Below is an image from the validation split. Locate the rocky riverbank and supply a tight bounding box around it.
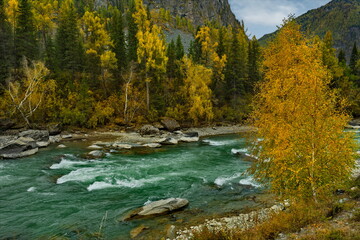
[0,118,254,159]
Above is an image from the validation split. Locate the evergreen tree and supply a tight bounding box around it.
[166,40,177,78]
[110,7,127,73]
[224,29,246,104]
[126,0,138,62]
[189,27,202,64]
[0,0,13,90]
[247,36,260,93]
[175,35,184,60]
[15,0,38,65]
[338,49,346,65]
[217,27,225,58]
[350,42,359,73]
[56,0,83,72]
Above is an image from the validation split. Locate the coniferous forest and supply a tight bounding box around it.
[0,0,359,129]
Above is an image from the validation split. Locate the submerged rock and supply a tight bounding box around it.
[130,225,149,239]
[88,150,105,158]
[123,198,189,221]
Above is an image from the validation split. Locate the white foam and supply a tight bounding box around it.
[87,181,116,191]
[231,148,247,154]
[214,173,242,186]
[143,200,152,205]
[116,177,165,188]
[239,176,261,188]
[27,187,36,192]
[50,159,87,169]
[202,139,236,146]
[57,168,105,184]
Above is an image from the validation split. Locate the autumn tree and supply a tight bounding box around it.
[134,0,167,112]
[249,20,356,202]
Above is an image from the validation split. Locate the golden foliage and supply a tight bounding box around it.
[249,20,356,201]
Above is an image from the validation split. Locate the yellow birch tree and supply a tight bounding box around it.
[249,19,356,202]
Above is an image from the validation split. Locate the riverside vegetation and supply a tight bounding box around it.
[0,0,360,239]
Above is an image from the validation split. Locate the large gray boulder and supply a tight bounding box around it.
[123,198,189,220]
[139,125,160,136]
[19,130,49,142]
[160,118,180,132]
[0,136,38,159]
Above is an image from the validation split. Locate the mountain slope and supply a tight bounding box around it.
[260,0,360,58]
[143,0,240,27]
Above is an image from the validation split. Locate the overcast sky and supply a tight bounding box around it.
[228,0,331,38]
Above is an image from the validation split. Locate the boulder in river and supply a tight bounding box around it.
[123,198,189,221]
[0,136,38,159]
[143,143,161,148]
[88,144,102,150]
[87,150,105,158]
[179,132,199,143]
[139,125,160,136]
[160,118,180,132]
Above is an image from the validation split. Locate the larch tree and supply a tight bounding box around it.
[134,0,167,112]
[249,19,356,202]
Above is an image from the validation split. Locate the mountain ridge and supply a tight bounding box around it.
[259,0,360,58]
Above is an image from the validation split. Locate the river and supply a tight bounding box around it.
[0,134,263,239]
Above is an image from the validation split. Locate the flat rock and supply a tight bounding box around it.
[161,138,178,145]
[123,198,189,221]
[36,141,50,148]
[61,134,73,139]
[112,143,132,149]
[179,136,199,143]
[139,198,188,216]
[143,143,161,148]
[88,144,102,150]
[1,148,39,159]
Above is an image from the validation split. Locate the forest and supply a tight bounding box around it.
[0,0,359,129]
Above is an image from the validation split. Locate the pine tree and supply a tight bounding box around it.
[224,29,246,104]
[175,35,184,60]
[217,27,225,58]
[247,36,261,93]
[0,0,13,90]
[338,50,346,66]
[56,0,83,72]
[15,0,38,65]
[350,42,359,73]
[126,0,138,62]
[249,20,356,202]
[110,7,127,74]
[166,40,177,78]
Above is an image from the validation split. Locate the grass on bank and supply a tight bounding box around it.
[191,179,360,240]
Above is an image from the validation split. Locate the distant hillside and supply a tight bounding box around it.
[260,0,360,58]
[142,0,240,27]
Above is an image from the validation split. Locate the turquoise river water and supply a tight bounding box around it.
[0,134,264,239]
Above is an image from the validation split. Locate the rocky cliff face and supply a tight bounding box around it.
[143,0,240,27]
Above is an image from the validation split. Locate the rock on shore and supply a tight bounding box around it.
[123,198,189,221]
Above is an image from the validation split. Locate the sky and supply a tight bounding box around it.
[228,0,331,38]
